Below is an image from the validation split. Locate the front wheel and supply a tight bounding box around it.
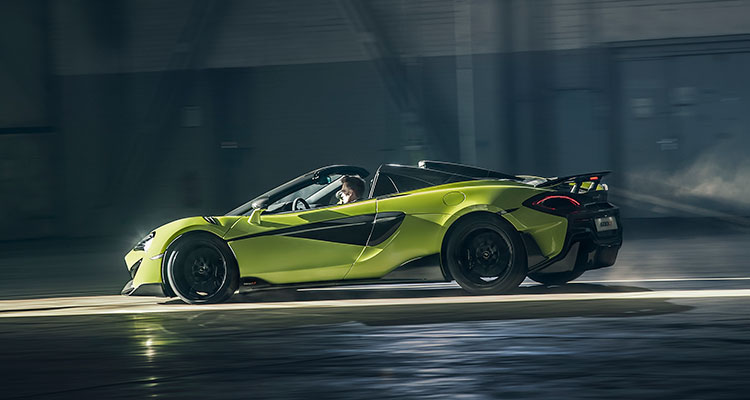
[165,234,239,304]
[443,214,527,295]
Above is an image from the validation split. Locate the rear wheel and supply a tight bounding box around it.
[443,214,527,295]
[165,234,239,304]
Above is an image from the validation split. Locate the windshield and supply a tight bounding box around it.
[225,165,369,216]
[265,174,341,213]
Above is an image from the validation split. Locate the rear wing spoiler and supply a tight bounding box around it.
[417,160,610,196]
[537,171,611,195]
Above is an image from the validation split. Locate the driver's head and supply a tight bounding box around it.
[340,175,365,203]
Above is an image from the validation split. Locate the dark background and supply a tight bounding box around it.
[2,0,750,243]
[2,3,750,398]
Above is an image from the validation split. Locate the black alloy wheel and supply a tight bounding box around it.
[458,230,513,284]
[166,234,239,304]
[444,214,527,295]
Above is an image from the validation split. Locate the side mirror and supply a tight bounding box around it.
[314,175,332,185]
[251,197,269,209]
[248,208,263,225]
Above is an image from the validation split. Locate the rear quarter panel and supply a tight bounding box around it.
[346,181,565,279]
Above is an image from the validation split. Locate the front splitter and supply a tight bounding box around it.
[121,280,167,297]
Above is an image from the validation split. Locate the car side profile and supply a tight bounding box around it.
[122,160,622,304]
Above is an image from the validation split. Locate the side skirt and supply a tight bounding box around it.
[380,254,445,281]
[239,254,449,293]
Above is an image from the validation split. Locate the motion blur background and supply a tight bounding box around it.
[2,0,750,242]
[3,4,750,398]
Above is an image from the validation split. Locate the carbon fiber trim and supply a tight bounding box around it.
[226,211,407,247]
[227,214,377,246]
[367,212,406,246]
[202,216,220,225]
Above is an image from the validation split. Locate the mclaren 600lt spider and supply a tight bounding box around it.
[122,161,622,304]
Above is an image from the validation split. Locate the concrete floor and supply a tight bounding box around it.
[1,219,750,399]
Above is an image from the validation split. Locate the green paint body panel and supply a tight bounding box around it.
[226,199,377,283]
[124,180,569,292]
[125,216,240,288]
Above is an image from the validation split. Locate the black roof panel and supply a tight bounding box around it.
[417,160,520,181]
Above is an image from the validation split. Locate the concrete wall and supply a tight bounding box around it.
[613,37,750,217]
[49,0,750,73]
[0,0,57,240]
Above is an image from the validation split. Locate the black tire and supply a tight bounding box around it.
[165,233,239,304]
[443,214,527,295]
[528,269,584,286]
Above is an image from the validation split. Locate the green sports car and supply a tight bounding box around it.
[122,161,622,304]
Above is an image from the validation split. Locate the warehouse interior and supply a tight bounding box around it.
[3,0,750,241]
[2,3,750,398]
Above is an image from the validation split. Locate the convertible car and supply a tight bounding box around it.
[122,161,622,304]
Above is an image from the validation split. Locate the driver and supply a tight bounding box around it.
[338,175,366,204]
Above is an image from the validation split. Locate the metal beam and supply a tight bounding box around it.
[503,0,518,172]
[337,0,449,161]
[105,0,228,206]
[454,0,477,165]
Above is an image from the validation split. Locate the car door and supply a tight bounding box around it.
[225,198,377,284]
[343,167,454,281]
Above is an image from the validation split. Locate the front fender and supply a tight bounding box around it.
[125,216,241,289]
[150,216,239,255]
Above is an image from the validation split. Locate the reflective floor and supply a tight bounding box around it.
[2,219,750,399]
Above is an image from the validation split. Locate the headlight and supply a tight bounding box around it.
[134,231,156,251]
